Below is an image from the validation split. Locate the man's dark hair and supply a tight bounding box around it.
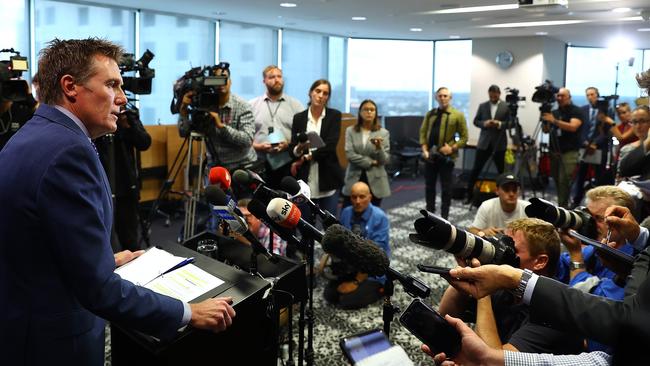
[585,86,600,97]
[488,84,500,93]
[37,38,124,105]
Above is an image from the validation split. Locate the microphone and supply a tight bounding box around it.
[232,169,287,205]
[205,185,277,262]
[321,224,389,277]
[280,176,339,227]
[266,197,324,241]
[208,166,232,191]
[247,198,302,248]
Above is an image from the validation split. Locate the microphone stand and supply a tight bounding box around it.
[383,268,431,337]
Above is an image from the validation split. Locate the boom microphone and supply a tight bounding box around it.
[266,197,323,241]
[321,224,390,277]
[280,176,339,227]
[205,185,276,262]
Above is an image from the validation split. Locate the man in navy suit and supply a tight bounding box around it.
[0,38,235,366]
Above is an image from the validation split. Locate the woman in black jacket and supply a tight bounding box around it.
[290,79,343,220]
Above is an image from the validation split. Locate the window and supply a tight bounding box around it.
[282,30,328,107]
[566,46,645,109]
[219,22,277,102]
[434,40,472,117]
[138,12,215,125]
[35,1,134,55]
[0,0,30,80]
[348,38,434,116]
[327,36,347,112]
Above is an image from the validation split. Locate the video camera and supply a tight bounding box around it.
[119,49,155,95]
[532,79,559,114]
[171,62,229,134]
[0,48,29,102]
[595,95,617,115]
[525,197,597,239]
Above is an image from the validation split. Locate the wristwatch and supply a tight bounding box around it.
[513,269,533,300]
[570,261,585,270]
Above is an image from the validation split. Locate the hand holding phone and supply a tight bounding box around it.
[399,299,461,357]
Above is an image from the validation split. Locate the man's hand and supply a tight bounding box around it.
[275,140,289,152]
[559,229,583,255]
[296,141,310,155]
[190,297,236,333]
[604,205,640,248]
[542,113,555,124]
[481,227,502,237]
[447,265,522,299]
[114,250,145,267]
[422,150,430,160]
[439,143,453,156]
[179,91,194,118]
[209,111,225,129]
[421,314,504,366]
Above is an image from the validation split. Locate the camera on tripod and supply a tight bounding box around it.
[171,62,229,135]
[0,48,29,102]
[532,79,559,114]
[119,49,155,95]
[505,87,525,108]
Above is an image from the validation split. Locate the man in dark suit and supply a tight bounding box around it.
[0,38,234,366]
[466,85,511,203]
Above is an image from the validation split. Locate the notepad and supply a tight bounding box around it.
[115,247,192,286]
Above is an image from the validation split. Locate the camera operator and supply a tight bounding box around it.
[178,63,257,175]
[572,87,615,207]
[94,107,151,251]
[541,88,583,208]
[438,218,583,355]
[0,73,38,151]
[466,85,511,204]
[419,87,468,219]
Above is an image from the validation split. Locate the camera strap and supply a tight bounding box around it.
[265,99,282,124]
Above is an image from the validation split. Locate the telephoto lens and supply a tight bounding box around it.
[525,198,597,239]
[409,210,519,267]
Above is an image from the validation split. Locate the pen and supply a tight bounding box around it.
[605,228,612,245]
[162,257,195,276]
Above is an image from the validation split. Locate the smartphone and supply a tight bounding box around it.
[399,298,461,357]
[340,328,392,364]
[417,264,452,276]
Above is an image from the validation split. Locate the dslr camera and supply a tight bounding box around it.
[532,79,559,114]
[119,49,155,95]
[525,197,597,239]
[410,210,520,267]
[0,48,29,102]
[171,62,229,135]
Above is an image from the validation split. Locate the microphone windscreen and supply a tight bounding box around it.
[322,224,389,277]
[232,169,251,186]
[280,176,301,195]
[205,185,228,206]
[297,132,308,143]
[209,166,231,189]
[266,198,301,229]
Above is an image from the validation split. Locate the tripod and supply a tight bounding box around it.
[510,111,542,200]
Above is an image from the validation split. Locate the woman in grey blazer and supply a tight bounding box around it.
[342,99,391,206]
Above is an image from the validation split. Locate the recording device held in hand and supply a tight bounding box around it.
[0,48,29,102]
[532,79,560,114]
[427,145,453,165]
[119,49,155,95]
[409,210,520,267]
[525,197,597,239]
[171,62,230,135]
[595,95,617,114]
[399,298,461,358]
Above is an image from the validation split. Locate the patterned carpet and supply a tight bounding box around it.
[305,196,475,366]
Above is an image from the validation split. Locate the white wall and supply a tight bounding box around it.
[467,36,566,146]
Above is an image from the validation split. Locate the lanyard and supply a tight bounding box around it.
[265,99,283,124]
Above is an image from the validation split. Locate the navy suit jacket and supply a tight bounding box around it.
[0,105,183,365]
